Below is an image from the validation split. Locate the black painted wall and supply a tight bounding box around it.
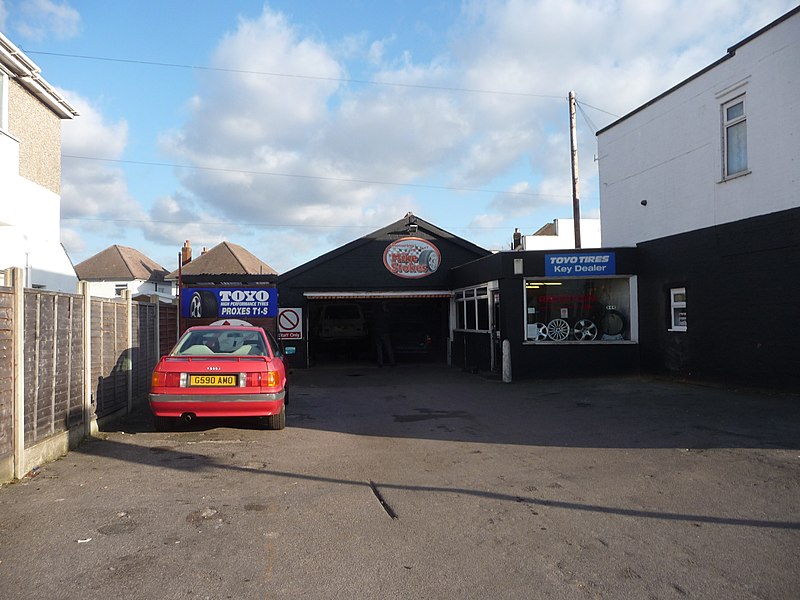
[637,207,800,390]
[452,248,640,379]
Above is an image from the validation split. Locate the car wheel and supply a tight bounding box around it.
[189,290,218,318]
[153,415,175,432]
[264,406,286,430]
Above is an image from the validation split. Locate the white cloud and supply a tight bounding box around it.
[59,91,132,219]
[12,0,79,40]
[53,0,797,270]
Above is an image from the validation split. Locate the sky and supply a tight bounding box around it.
[1,0,796,274]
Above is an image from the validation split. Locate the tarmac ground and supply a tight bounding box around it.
[1,364,798,599]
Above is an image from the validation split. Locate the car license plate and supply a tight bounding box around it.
[190,374,237,387]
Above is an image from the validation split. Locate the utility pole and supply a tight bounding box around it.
[568,90,582,249]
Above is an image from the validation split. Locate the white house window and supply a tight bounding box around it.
[669,287,687,332]
[115,284,127,297]
[722,96,747,178]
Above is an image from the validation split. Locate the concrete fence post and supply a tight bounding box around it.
[502,339,512,383]
[11,267,25,479]
[151,294,160,361]
[81,281,94,437]
[125,290,133,415]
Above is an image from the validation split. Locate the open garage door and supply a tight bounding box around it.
[305,292,450,367]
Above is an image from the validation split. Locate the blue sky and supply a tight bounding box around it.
[1,0,796,273]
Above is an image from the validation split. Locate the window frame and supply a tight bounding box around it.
[722,95,748,179]
[453,286,490,333]
[669,287,687,332]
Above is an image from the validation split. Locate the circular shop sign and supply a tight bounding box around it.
[383,237,441,279]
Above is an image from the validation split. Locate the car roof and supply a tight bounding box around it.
[184,325,261,332]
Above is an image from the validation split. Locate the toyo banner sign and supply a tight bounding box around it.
[544,252,616,277]
[182,287,278,319]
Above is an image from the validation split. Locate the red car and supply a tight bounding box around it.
[149,325,289,431]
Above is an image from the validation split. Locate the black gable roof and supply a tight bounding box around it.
[279,213,490,288]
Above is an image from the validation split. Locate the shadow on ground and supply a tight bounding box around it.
[105,365,800,451]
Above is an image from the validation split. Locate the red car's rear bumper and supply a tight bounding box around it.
[149,391,284,418]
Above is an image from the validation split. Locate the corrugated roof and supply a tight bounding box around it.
[167,241,277,279]
[74,245,169,282]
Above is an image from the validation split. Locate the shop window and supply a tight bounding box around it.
[455,286,490,332]
[722,96,747,178]
[524,278,631,342]
[669,287,687,332]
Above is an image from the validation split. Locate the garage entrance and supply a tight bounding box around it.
[276,214,492,369]
[307,294,450,366]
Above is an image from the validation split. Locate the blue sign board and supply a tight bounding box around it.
[544,252,616,277]
[182,287,278,319]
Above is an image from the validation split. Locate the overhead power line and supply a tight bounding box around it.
[59,216,531,231]
[26,50,564,99]
[61,154,594,200]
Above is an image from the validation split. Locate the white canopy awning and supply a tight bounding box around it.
[303,290,451,300]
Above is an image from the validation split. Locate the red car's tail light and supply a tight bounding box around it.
[261,371,281,387]
[152,371,183,388]
[244,371,279,387]
[265,371,279,387]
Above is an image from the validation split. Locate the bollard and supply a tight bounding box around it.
[502,339,512,383]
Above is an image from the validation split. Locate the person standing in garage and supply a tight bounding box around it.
[371,302,395,367]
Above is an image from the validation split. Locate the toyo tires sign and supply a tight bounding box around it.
[383,237,441,279]
[182,287,278,318]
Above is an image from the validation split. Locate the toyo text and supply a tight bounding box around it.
[548,255,611,275]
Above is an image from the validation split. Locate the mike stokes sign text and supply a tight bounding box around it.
[383,237,441,279]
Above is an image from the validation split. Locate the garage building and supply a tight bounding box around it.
[277,214,490,367]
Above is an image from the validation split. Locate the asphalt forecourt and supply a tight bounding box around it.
[1,365,798,599]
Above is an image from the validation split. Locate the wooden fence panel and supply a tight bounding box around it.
[0,288,13,461]
[132,302,157,400]
[22,291,84,447]
[91,298,129,418]
[159,303,178,357]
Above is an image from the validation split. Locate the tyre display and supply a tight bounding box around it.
[573,319,598,341]
[529,322,548,341]
[599,309,626,337]
[546,318,571,341]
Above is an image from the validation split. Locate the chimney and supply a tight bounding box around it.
[181,240,192,265]
[512,228,522,251]
[201,247,208,255]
